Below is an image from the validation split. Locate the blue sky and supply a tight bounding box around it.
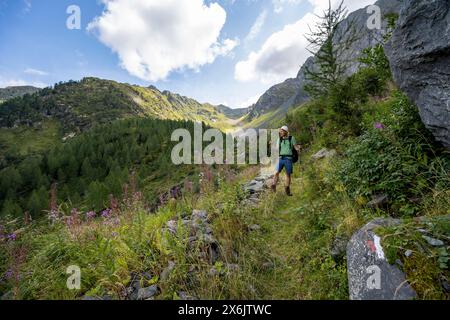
[0,0,374,108]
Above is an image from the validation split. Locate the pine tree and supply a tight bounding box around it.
[1,198,22,218]
[27,187,48,217]
[304,0,358,98]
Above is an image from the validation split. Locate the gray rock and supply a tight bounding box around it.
[160,261,176,281]
[192,210,208,222]
[244,180,265,194]
[312,148,337,160]
[166,220,178,234]
[367,194,389,209]
[248,224,261,232]
[209,244,220,264]
[422,235,445,247]
[209,267,220,276]
[330,236,349,262]
[404,250,413,258]
[254,173,275,182]
[137,285,158,300]
[199,233,217,245]
[440,276,450,293]
[385,0,450,149]
[178,291,198,300]
[262,261,275,271]
[347,218,417,300]
[226,264,240,273]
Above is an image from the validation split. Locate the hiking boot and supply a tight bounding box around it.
[271,184,277,193]
[285,186,293,196]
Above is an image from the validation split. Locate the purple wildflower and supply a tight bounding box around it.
[111,232,118,238]
[48,209,59,223]
[4,269,13,279]
[7,233,17,241]
[101,209,112,218]
[86,211,96,220]
[374,122,385,130]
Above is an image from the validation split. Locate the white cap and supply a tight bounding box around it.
[281,125,289,132]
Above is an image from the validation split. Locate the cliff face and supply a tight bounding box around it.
[385,0,450,149]
[247,0,404,125]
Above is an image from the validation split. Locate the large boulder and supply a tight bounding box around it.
[347,218,417,300]
[385,0,450,149]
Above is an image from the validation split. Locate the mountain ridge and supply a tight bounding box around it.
[0,77,238,136]
[0,86,41,102]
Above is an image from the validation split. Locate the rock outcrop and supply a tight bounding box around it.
[385,0,450,149]
[347,218,417,300]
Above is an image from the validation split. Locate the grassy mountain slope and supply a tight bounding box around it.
[0,78,236,132]
[1,79,448,300]
[0,77,241,174]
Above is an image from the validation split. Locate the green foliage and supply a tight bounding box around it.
[304,0,358,98]
[0,118,199,218]
[289,45,393,147]
[337,92,450,216]
[377,216,449,300]
[359,44,392,81]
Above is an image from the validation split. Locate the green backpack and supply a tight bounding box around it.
[279,136,299,163]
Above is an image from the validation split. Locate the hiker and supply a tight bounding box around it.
[271,126,300,196]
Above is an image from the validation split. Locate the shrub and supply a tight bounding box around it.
[337,91,450,216]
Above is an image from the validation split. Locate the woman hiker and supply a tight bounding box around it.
[271,126,300,196]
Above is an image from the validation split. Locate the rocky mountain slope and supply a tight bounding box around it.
[245,0,403,126]
[0,86,40,102]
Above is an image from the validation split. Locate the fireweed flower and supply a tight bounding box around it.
[48,209,59,223]
[7,233,17,241]
[101,209,112,218]
[86,211,96,220]
[374,122,385,130]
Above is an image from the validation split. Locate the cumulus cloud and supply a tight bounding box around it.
[236,0,375,86]
[88,0,238,82]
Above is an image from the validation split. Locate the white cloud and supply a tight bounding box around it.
[272,0,303,14]
[236,0,375,86]
[245,9,268,43]
[88,0,238,82]
[24,68,49,76]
